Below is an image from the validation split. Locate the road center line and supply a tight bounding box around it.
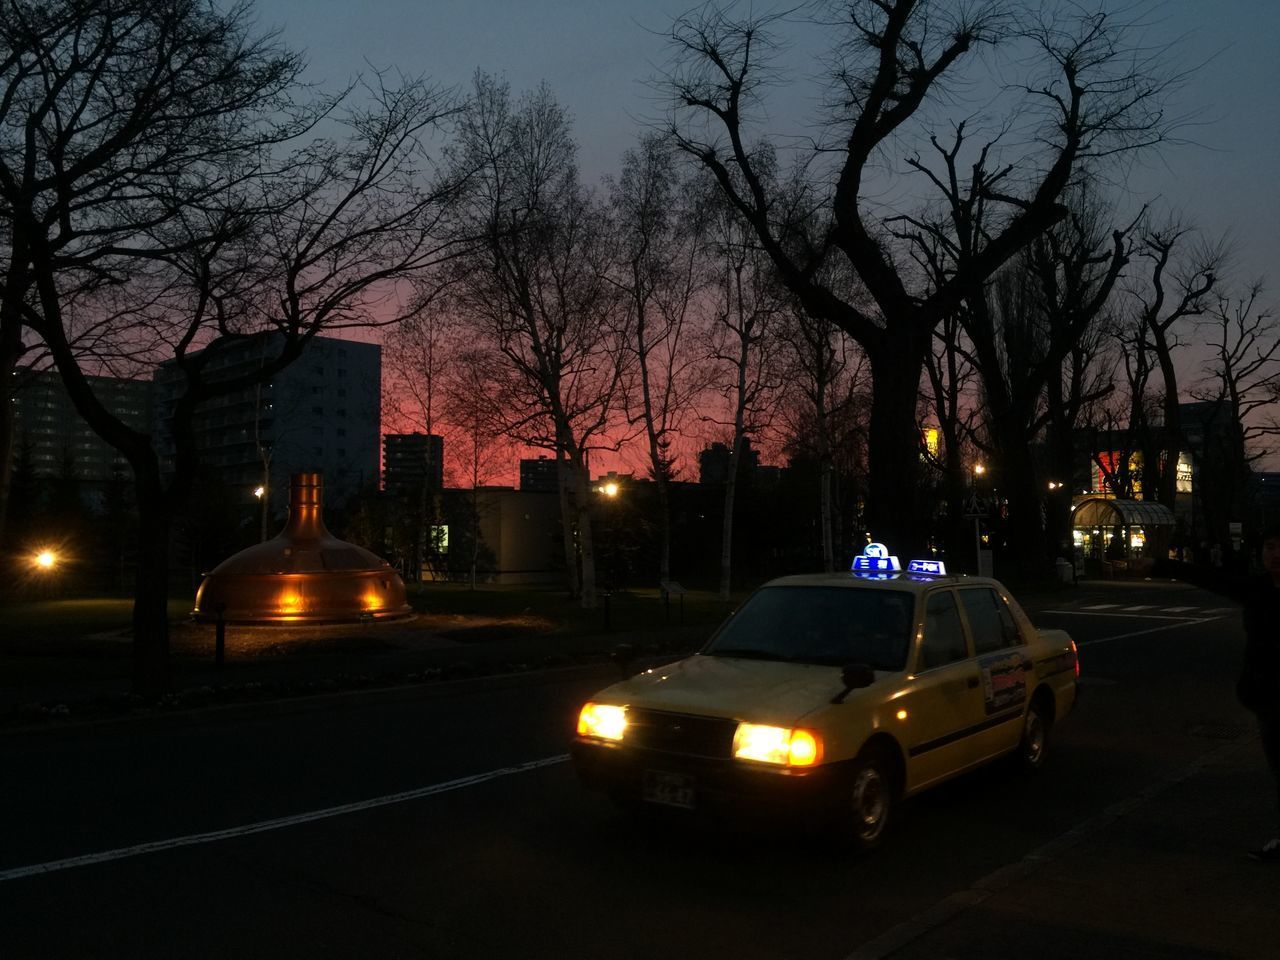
[0,754,570,884]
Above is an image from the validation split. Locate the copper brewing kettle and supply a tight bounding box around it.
[194,472,411,624]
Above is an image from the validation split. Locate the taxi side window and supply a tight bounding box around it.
[960,588,1023,655]
[919,591,969,671]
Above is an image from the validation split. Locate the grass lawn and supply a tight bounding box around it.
[0,597,194,643]
[405,581,741,636]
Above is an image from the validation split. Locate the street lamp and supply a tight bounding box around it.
[253,484,268,542]
[971,464,987,576]
[597,479,623,628]
[32,549,58,571]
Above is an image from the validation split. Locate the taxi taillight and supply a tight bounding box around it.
[1070,639,1080,678]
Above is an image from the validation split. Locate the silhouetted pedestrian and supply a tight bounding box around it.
[1152,525,1280,860]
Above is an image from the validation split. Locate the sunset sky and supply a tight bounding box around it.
[254,0,1280,481]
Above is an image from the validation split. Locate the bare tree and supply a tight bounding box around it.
[663,0,1188,554]
[442,346,508,589]
[921,305,981,568]
[383,307,459,579]
[1130,219,1221,509]
[777,292,868,572]
[449,74,629,607]
[1189,287,1280,544]
[702,184,785,599]
[607,133,712,584]
[0,0,303,544]
[0,0,468,693]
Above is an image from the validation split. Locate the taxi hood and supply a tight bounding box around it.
[600,653,862,727]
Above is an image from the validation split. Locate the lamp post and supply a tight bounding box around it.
[254,484,268,542]
[971,464,986,576]
[599,480,620,630]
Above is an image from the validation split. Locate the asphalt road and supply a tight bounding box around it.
[0,580,1260,959]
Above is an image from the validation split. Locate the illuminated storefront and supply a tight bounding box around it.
[1070,496,1176,560]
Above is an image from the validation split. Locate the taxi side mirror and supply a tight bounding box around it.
[831,663,876,704]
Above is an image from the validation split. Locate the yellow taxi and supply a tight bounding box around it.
[571,545,1078,848]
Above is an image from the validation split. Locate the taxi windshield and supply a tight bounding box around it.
[705,585,914,671]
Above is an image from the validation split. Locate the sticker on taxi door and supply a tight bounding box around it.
[978,652,1027,714]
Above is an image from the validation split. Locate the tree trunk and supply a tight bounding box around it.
[1156,354,1182,510]
[555,450,580,598]
[574,458,597,608]
[817,394,834,573]
[999,437,1049,579]
[132,493,172,697]
[656,474,672,584]
[864,346,928,556]
[819,458,834,572]
[718,434,742,600]
[0,314,24,545]
[470,487,479,590]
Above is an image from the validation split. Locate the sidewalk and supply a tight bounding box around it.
[851,734,1280,960]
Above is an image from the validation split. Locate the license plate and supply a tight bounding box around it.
[642,770,696,809]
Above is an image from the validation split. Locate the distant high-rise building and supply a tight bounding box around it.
[9,367,150,485]
[384,433,444,496]
[152,333,380,511]
[520,455,559,493]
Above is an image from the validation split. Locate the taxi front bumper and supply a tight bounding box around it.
[571,738,844,816]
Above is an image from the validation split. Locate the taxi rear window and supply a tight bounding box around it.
[705,586,914,671]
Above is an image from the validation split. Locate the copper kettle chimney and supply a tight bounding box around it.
[194,472,411,624]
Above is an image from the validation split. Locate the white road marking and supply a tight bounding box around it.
[1078,616,1227,646]
[0,754,570,884]
[1040,609,1211,621]
[1161,606,1197,613]
[1082,604,1118,609]
[1120,605,1155,611]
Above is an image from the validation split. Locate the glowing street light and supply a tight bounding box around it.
[32,549,58,571]
[253,485,265,499]
[602,481,619,498]
[973,464,986,477]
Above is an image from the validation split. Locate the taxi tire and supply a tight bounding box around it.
[1017,692,1052,773]
[842,749,896,851]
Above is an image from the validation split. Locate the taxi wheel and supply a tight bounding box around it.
[845,755,893,850]
[1018,696,1051,772]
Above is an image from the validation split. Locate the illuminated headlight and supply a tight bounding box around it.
[577,702,628,741]
[733,723,822,767]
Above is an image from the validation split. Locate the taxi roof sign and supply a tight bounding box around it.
[851,542,900,574]
[907,559,947,576]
